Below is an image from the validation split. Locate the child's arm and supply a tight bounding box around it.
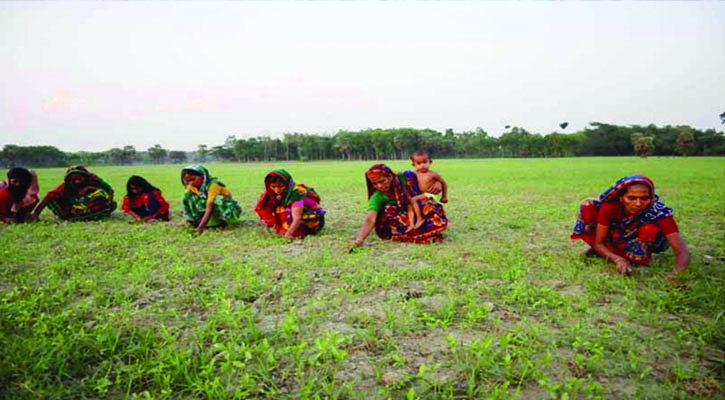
[433,172,448,203]
[285,205,304,239]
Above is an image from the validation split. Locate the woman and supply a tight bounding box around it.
[0,167,39,223]
[353,164,448,247]
[571,175,689,278]
[255,169,325,239]
[181,165,241,233]
[121,175,171,222]
[30,165,116,222]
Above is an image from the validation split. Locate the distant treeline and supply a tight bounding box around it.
[2,122,723,167]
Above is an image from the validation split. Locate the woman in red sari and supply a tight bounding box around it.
[352,164,448,247]
[571,175,689,279]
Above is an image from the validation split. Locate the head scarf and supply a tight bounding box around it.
[255,169,320,227]
[62,165,111,195]
[264,169,312,205]
[599,175,655,203]
[365,164,410,209]
[181,165,223,193]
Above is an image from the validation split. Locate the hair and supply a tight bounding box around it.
[621,182,652,197]
[126,175,157,197]
[265,174,286,185]
[410,150,431,162]
[7,167,32,183]
[6,167,32,202]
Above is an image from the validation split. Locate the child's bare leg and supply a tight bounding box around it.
[406,207,416,232]
[412,201,424,229]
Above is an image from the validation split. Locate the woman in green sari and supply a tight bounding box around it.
[181,165,241,234]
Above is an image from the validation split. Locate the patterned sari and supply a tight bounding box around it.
[44,166,116,221]
[255,169,325,237]
[181,165,241,227]
[366,164,448,243]
[571,175,673,264]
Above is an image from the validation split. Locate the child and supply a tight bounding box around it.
[410,150,448,204]
[181,165,241,234]
[121,176,170,222]
[255,169,326,239]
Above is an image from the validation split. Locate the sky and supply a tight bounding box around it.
[1,2,723,152]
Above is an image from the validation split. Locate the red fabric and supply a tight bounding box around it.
[0,187,38,221]
[121,190,169,215]
[255,192,276,227]
[0,188,13,217]
[657,217,679,236]
[597,202,678,235]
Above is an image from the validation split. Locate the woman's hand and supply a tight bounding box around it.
[615,258,632,275]
[352,210,378,250]
[666,232,690,274]
[195,202,215,235]
[349,238,364,253]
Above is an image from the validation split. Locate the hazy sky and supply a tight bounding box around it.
[1,2,723,152]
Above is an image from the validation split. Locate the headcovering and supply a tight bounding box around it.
[599,175,655,203]
[364,164,410,209]
[181,165,223,193]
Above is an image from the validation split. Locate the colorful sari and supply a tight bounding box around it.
[181,165,241,227]
[571,175,674,264]
[44,166,116,221]
[254,169,325,237]
[365,164,448,243]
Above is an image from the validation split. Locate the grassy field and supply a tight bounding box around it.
[1,157,723,399]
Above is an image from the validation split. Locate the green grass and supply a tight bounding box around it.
[1,157,723,399]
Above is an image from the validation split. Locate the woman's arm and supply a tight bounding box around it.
[285,205,304,238]
[196,202,215,234]
[127,210,143,222]
[28,195,50,222]
[353,210,378,247]
[593,224,632,275]
[665,232,689,278]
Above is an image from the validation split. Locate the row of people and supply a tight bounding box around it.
[0,154,689,277]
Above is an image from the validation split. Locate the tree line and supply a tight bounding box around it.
[1,122,723,167]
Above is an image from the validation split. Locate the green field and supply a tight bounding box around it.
[1,158,723,399]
